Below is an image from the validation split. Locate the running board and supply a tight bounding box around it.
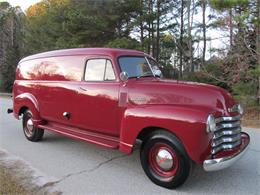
[38,123,119,149]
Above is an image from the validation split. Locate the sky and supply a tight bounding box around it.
[5,0,40,11]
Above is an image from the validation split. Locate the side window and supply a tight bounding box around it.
[85,59,115,81]
[85,59,106,81]
[19,56,85,81]
[104,60,116,81]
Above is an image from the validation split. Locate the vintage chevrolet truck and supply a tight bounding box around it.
[9,48,250,188]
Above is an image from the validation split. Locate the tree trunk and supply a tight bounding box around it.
[187,0,191,72]
[151,0,155,58]
[257,0,260,105]
[10,16,14,47]
[202,0,206,66]
[148,0,152,55]
[152,17,155,58]
[156,0,161,61]
[140,0,144,49]
[187,0,193,72]
[229,8,233,48]
[179,0,184,78]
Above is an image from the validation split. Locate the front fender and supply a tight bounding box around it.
[119,105,213,164]
[13,93,42,124]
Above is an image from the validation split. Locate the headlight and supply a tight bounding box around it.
[228,103,244,115]
[237,104,244,115]
[206,114,216,133]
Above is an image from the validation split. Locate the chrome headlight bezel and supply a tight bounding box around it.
[206,114,216,133]
[237,104,244,115]
[228,103,244,115]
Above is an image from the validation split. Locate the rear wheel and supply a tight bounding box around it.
[22,110,44,142]
[140,130,191,189]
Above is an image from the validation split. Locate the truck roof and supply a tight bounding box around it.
[20,48,147,63]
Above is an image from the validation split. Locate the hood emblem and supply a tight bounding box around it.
[132,96,147,104]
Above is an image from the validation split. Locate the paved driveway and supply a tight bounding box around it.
[0,97,259,194]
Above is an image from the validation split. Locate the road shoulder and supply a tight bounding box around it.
[0,148,61,195]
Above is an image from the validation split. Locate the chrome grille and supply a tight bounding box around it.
[211,115,241,155]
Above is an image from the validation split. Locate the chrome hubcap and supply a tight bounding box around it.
[155,149,173,171]
[27,119,34,131]
[24,118,34,137]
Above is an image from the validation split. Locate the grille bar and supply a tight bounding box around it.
[212,134,241,147]
[215,115,241,123]
[211,115,241,155]
[215,121,240,131]
[212,141,241,154]
[213,127,241,139]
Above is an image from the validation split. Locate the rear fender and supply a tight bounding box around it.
[13,93,43,125]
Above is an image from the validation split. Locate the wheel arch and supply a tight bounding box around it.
[137,126,180,143]
[19,106,29,115]
[13,93,43,125]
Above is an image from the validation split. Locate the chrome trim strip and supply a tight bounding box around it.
[215,115,241,123]
[215,121,240,131]
[213,128,241,139]
[211,141,241,154]
[120,141,133,147]
[204,133,249,171]
[211,134,241,147]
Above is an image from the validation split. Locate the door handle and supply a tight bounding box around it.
[78,87,88,92]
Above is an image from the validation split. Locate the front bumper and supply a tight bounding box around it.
[203,132,250,172]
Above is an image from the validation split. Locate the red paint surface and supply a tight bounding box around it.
[13,48,243,164]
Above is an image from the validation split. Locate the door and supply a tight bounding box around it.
[37,56,85,127]
[77,58,120,136]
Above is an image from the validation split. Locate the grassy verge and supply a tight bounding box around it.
[242,106,260,128]
[0,93,12,99]
[0,165,30,195]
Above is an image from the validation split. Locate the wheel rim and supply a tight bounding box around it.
[24,117,34,137]
[148,143,179,177]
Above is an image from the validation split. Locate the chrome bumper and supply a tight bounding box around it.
[203,132,250,172]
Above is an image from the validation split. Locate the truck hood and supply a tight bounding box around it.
[127,78,236,114]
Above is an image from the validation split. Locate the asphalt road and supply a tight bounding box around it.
[0,97,259,194]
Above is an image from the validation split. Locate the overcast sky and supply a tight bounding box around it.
[5,0,40,11]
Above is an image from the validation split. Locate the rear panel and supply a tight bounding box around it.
[14,55,86,126]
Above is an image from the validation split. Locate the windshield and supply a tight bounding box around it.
[118,56,154,78]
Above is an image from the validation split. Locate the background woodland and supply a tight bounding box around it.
[0,0,260,107]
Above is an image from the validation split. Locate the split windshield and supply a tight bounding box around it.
[118,56,155,78]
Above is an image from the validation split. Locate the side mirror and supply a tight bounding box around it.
[152,66,162,78]
[120,72,129,82]
[154,70,162,78]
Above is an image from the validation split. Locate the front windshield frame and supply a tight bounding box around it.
[146,57,162,78]
[118,55,155,79]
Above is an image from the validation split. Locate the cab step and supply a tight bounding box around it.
[38,122,119,149]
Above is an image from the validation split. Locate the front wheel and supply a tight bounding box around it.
[140,130,191,189]
[22,110,44,142]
